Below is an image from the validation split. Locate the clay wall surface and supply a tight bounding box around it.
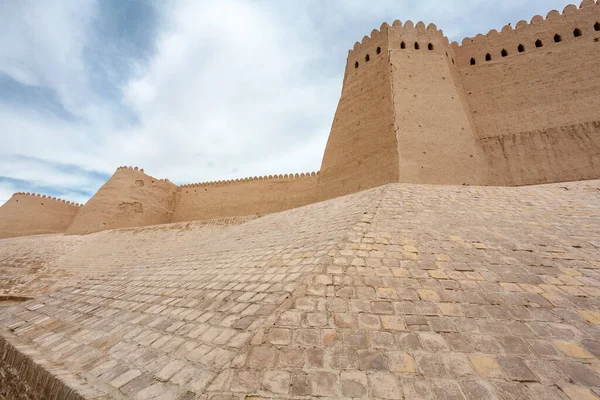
[0,193,81,239]
[66,167,178,235]
[387,21,485,185]
[453,1,600,184]
[316,25,400,201]
[173,173,318,222]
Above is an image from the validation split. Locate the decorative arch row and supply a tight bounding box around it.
[469,23,598,65]
[354,41,436,69]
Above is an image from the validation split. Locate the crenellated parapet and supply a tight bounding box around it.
[0,191,82,239]
[115,166,174,185]
[179,171,319,188]
[173,171,320,222]
[345,1,600,73]
[11,192,82,207]
[452,1,600,68]
[346,20,454,75]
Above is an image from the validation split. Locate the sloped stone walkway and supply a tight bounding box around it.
[1,181,600,399]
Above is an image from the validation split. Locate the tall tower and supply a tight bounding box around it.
[316,21,485,201]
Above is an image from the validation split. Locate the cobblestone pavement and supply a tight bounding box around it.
[1,181,600,399]
[0,216,258,296]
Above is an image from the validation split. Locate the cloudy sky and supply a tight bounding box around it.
[0,0,575,205]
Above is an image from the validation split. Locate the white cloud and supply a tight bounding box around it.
[0,0,97,111]
[0,181,17,205]
[111,0,338,182]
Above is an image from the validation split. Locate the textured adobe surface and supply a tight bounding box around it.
[454,2,600,185]
[388,24,484,185]
[66,167,178,235]
[174,174,318,222]
[316,30,399,201]
[1,180,600,399]
[0,194,81,239]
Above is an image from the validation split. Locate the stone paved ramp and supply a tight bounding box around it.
[1,182,600,399]
[0,216,259,297]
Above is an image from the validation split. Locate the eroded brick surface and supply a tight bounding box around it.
[1,181,600,399]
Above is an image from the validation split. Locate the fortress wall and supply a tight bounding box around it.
[65,167,178,235]
[172,173,318,222]
[316,25,399,201]
[387,21,485,185]
[0,193,81,239]
[480,122,600,185]
[453,1,600,184]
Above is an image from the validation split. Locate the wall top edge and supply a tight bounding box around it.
[455,1,598,47]
[348,1,598,53]
[348,20,444,54]
[11,192,83,207]
[179,171,320,188]
[115,166,176,186]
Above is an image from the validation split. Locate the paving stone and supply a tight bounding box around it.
[499,336,532,356]
[261,370,290,394]
[328,347,358,369]
[187,370,217,394]
[554,341,595,359]
[524,360,569,384]
[492,381,533,400]
[245,346,277,369]
[341,371,368,398]
[290,372,311,396]
[306,312,328,327]
[369,331,395,348]
[430,379,466,400]
[418,289,441,302]
[468,354,506,379]
[230,370,260,392]
[380,315,406,331]
[387,351,415,373]
[372,301,395,315]
[419,332,449,352]
[415,353,446,377]
[110,369,142,389]
[557,361,600,386]
[444,353,475,378]
[368,372,402,400]
[357,349,388,371]
[559,384,599,400]
[525,383,569,400]
[306,348,325,368]
[295,328,320,347]
[155,360,187,382]
[358,313,381,329]
[309,371,339,397]
[267,328,292,345]
[497,357,538,382]
[459,379,499,400]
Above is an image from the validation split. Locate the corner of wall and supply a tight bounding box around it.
[0,192,82,239]
[316,24,399,201]
[65,166,178,235]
